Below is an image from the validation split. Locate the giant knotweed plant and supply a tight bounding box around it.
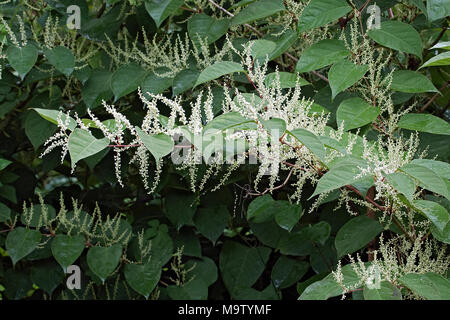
[0,0,449,301]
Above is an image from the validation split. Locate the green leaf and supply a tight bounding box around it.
[219,241,271,297]
[195,62,244,87]
[329,60,368,99]
[410,159,450,179]
[165,193,197,230]
[6,44,38,79]
[68,128,110,168]
[258,29,298,62]
[124,260,161,298]
[288,128,326,161]
[336,97,380,131]
[250,39,277,59]
[135,128,174,162]
[247,194,275,223]
[44,46,75,77]
[86,244,122,282]
[32,108,77,131]
[231,0,285,26]
[413,200,449,233]
[398,272,450,300]
[390,70,439,93]
[397,114,450,135]
[429,41,450,50]
[304,221,332,245]
[82,70,113,109]
[427,0,450,21]
[51,235,85,272]
[203,111,256,132]
[5,227,41,265]
[335,216,383,258]
[0,158,12,171]
[185,257,218,287]
[298,0,351,33]
[30,262,65,295]
[274,201,302,232]
[271,256,309,289]
[172,69,200,96]
[419,51,450,69]
[25,111,57,149]
[188,13,229,48]
[233,284,280,299]
[296,39,349,73]
[167,279,208,300]
[141,68,173,96]
[367,21,422,59]
[110,63,146,101]
[385,172,416,201]
[264,72,310,88]
[259,117,286,141]
[144,0,184,27]
[299,263,367,300]
[0,202,11,223]
[363,281,402,300]
[400,163,449,200]
[193,205,229,244]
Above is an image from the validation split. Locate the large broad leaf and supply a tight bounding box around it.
[259,117,286,140]
[219,241,271,297]
[271,256,309,289]
[166,279,208,300]
[259,29,298,62]
[165,193,197,230]
[195,62,244,87]
[335,216,383,258]
[193,205,229,244]
[32,108,77,130]
[367,21,422,59]
[51,235,85,272]
[397,114,450,135]
[298,0,351,33]
[5,227,41,265]
[124,260,161,298]
[398,272,450,300]
[135,128,174,162]
[230,0,285,26]
[390,70,439,93]
[6,44,38,79]
[264,72,310,88]
[0,158,12,171]
[410,159,450,179]
[427,0,450,21]
[82,70,113,109]
[336,97,380,131]
[185,257,218,287]
[363,281,402,300]
[296,39,349,73]
[172,69,200,96]
[110,63,146,101]
[247,194,275,223]
[86,244,122,282]
[419,51,450,69]
[144,0,184,27]
[141,68,173,96]
[44,46,75,77]
[299,263,367,300]
[413,200,449,233]
[310,158,368,198]
[329,60,368,99]
[25,111,57,149]
[399,163,449,200]
[288,128,326,161]
[250,39,277,60]
[68,129,110,168]
[385,172,416,201]
[187,13,230,47]
[30,262,65,295]
[203,111,256,132]
[0,202,11,223]
[274,201,302,232]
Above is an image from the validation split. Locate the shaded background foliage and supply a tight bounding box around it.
[0,0,449,300]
